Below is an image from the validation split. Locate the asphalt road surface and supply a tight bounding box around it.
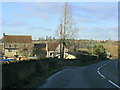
[37,60,119,88]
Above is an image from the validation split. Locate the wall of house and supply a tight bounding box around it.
[47,51,54,57]
[46,44,69,58]
[56,44,68,53]
[64,53,77,59]
[4,43,33,58]
[47,51,59,58]
[4,43,33,49]
[4,49,18,57]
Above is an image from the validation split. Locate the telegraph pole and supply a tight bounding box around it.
[91,39,93,55]
[60,24,63,59]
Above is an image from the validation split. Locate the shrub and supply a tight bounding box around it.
[93,45,107,60]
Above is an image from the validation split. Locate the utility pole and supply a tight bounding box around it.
[62,3,67,59]
[3,33,5,59]
[60,24,63,59]
[91,39,93,55]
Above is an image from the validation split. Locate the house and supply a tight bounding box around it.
[33,41,76,59]
[63,52,77,59]
[3,34,33,59]
[0,39,3,60]
[46,42,59,57]
[33,43,47,58]
[46,41,69,58]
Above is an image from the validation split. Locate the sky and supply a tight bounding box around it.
[0,2,118,40]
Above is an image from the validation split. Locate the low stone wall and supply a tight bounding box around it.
[2,59,58,88]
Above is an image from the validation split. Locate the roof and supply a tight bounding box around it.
[34,43,46,51]
[4,35,32,43]
[47,42,59,51]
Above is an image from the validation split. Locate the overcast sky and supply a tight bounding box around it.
[1,2,118,40]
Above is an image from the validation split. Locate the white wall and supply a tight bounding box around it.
[5,49,18,57]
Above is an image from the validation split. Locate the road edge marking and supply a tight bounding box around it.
[97,61,120,89]
[108,80,120,89]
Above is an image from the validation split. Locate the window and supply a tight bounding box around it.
[16,52,18,55]
[8,49,12,52]
[23,48,28,51]
[50,53,52,56]
[9,44,12,47]
[14,44,17,47]
[24,44,27,47]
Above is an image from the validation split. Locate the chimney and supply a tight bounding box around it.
[3,33,5,36]
[3,33,5,43]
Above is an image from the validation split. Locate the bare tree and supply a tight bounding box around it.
[56,2,79,58]
[19,44,33,58]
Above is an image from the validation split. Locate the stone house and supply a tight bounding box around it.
[33,41,77,59]
[3,34,33,59]
[33,43,47,58]
[46,42,68,58]
[0,39,3,60]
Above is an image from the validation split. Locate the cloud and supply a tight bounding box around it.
[14,14,29,17]
[79,26,88,31]
[74,2,117,21]
[13,2,64,20]
[0,18,2,26]
[2,21,30,27]
[3,2,118,40]
[12,2,117,23]
[11,22,29,27]
[28,26,52,31]
[74,17,96,24]
[79,26,118,40]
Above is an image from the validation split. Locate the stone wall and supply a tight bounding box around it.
[2,59,52,88]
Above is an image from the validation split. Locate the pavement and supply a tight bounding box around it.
[37,60,119,88]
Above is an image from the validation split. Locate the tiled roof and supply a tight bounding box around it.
[34,43,46,51]
[4,35,32,43]
[47,42,59,51]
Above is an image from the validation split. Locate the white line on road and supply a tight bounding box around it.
[97,70,106,78]
[97,67,100,70]
[108,80,120,89]
[97,61,120,88]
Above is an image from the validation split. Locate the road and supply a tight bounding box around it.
[37,60,119,88]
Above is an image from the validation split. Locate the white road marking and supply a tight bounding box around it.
[97,70,106,78]
[108,80,120,89]
[97,61,120,88]
[97,67,100,70]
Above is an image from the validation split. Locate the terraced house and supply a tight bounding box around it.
[3,34,33,59]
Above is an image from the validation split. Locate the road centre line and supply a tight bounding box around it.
[97,67,100,70]
[97,70,106,78]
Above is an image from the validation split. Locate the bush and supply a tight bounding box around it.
[93,45,107,60]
